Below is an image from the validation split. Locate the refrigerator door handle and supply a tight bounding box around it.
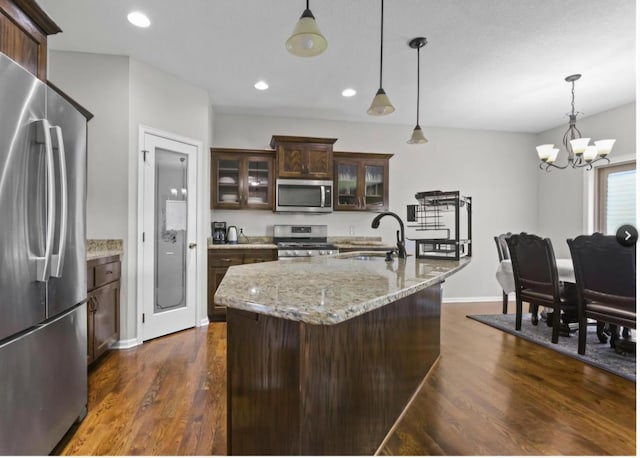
[35,119,55,282]
[50,125,67,278]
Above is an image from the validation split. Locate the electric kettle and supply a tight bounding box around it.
[226,226,238,244]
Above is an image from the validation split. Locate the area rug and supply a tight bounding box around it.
[467,313,636,382]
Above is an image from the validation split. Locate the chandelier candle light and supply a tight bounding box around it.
[367,0,395,115]
[407,37,428,144]
[536,74,615,171]
[286,0,327,57]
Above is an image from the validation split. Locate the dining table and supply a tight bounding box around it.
[495,258,575,295]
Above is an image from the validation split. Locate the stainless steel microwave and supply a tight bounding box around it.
[275,179,333,213]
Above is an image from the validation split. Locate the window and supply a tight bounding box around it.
[595,161,636,234]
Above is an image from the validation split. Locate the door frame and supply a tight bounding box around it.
[136,125,203,343]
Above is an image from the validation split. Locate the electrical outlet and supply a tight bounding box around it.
[349,225,355,236]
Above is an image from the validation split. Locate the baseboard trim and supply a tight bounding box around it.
[444,296,507,303]
[198,317,210,327]
[111,338,140,349]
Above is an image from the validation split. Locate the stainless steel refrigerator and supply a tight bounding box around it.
[0,52,88,454]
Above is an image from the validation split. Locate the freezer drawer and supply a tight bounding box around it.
[0,303,87,455]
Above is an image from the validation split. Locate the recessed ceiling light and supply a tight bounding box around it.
[254,81,269,91]
[127,11,151,28]
[342,88,357,97]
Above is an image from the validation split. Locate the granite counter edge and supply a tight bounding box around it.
[217,258,470,325]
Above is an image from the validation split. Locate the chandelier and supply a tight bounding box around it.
[536,74,615,172]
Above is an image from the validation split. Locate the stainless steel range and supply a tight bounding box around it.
[274,225,338,258]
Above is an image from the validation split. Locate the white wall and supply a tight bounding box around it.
[535,102,636,257]
[50,51,212,343]
[128,58,211,338]
[49,51,130,239]
[213,114,540,300]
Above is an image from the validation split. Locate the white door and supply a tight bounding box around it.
[140,131,198,341]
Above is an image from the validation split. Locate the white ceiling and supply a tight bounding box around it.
[38,0,636,134]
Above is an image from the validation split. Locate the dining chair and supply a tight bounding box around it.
[506,232,578,343]
[493,232,512,314]
[567,233,636,355]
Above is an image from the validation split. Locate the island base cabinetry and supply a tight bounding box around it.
[227,283,442,456]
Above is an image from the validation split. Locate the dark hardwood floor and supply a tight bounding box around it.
[58,301,636,455]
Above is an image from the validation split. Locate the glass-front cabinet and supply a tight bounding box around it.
[334,152,393,211]
[211,148,274,209]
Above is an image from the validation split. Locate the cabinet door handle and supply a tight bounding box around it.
[105,270,113,275]
[188,243,197,249]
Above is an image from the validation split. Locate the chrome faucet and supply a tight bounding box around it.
[371,211,407,259]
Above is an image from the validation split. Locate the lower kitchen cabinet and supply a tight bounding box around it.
[208,248,277,321]
[87,255,121,365]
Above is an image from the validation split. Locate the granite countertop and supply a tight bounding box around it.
[207,236,394,250]
[86,239,123,260]
[208,235,276,249]
[208,243,278,249]
[215,252,470,325]
[332,241,396,250]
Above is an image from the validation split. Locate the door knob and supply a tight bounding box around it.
[188,243,197,249]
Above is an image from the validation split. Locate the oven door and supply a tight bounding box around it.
[276,179,332,213]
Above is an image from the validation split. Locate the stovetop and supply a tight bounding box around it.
[277,242,337,250]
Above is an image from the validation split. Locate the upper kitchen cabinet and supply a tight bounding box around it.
[211,148,274,210]
[270,135,337,180]
[334,151,393,211]
[0,0,61,80]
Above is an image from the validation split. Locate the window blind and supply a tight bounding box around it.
[605,169,636,235]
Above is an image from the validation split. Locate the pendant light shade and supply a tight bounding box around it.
[368,88,395,115]
[408,125,428,144]
[407,37,428,144]
[368,0,395,116]
[286,0,327,57]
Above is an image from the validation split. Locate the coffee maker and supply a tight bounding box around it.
[212,221,226,244]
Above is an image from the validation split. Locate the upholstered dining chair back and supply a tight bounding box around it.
[506,232,577,343]
[494,232,512,262]
[567,233,636,354]
[507,233,559,299]
[568,233,635,302]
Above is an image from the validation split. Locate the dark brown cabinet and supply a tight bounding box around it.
[87,255,121,365]
[208,248,277,321]
[334,151,392,211]
[211,148,274,210]
[271,135,336,180]
[0,0,61,80]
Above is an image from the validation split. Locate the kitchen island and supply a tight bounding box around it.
[215,252,470,455]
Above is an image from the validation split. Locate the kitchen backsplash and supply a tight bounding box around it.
[210,209,396,242]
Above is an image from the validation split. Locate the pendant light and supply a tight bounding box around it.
[286,0,327,57]
[367,0,395,115]
[407,37,428,144]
